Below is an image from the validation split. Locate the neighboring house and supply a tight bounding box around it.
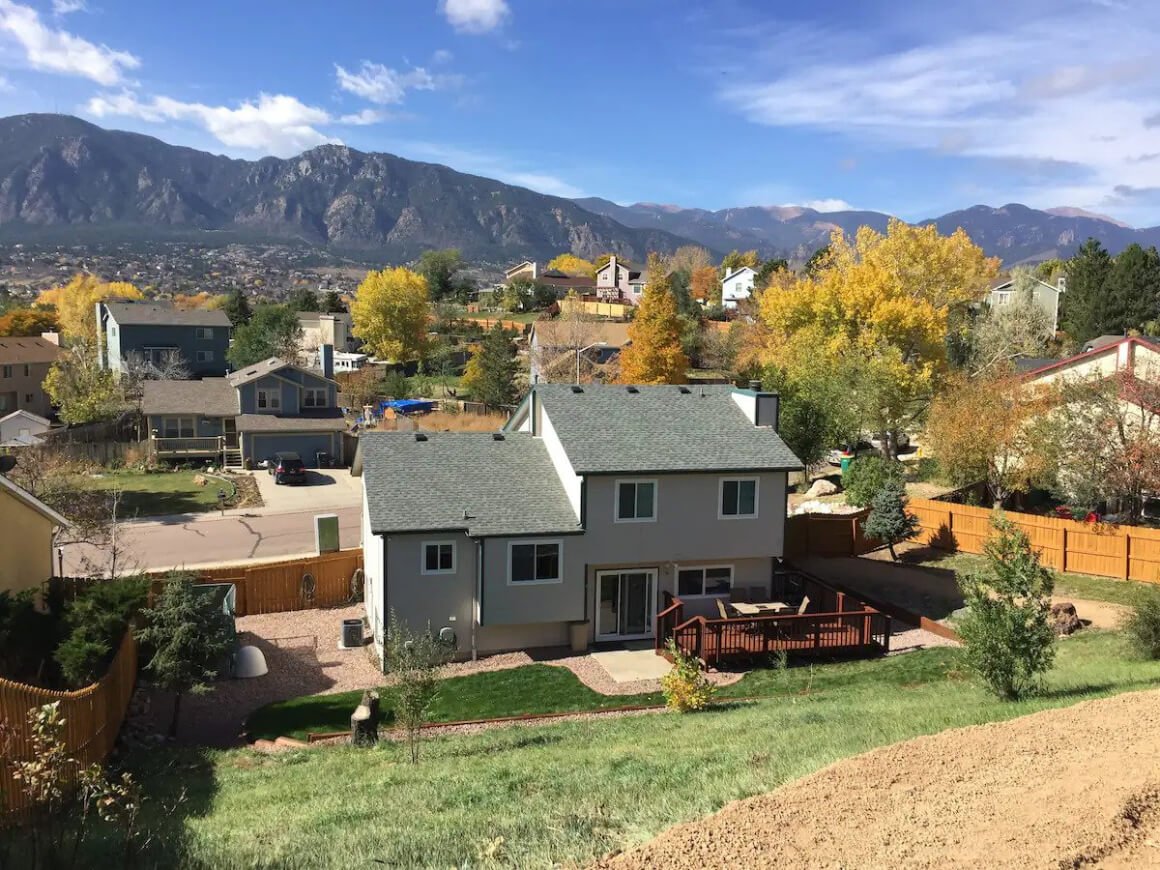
[987,275,1066,332]
[0,409,51,448]
[320,350,369,373]
[721,266,757,309]
[0,471,70,592]
[354,383,801,658]
[499,262,595,297]
[0,336,61,418]
[142,355,347,468]
[505,260,539,282]
[1022,335,1160,393]
[97,302,231,378]
[594,256,647,304]
[528,320,630,383]
[298,311,358,358]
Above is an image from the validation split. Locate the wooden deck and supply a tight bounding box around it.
[657,572,890,667]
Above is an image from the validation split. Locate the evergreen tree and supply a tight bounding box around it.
[863,479,920,561]
[417,249,467,301]
[462,322,519,407]
[1102,243,1160,334]
[222,287,252,326]
[288,287,320,312]
[320,289,347,313]
[1061,238,1113,342]
[619,253,689,384]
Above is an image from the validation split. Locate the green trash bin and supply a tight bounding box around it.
[840,454,853,475]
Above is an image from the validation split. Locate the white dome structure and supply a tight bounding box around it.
[234,645,268,678]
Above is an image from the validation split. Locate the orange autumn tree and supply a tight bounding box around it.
[618,253,688,384]
[0,306,58,336]
[690,265,720,305]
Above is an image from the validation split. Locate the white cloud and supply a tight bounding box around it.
[783,199,855,212]
[338,107,389,126]
[51,0,86,15]
[0,0,137,85]
[85,90,342,155]
[431,48,453,65]
[334,60,457,105]
[717,1,1160,218]
[439,0,509,34]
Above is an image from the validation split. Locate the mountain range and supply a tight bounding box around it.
[0,113,1158,265]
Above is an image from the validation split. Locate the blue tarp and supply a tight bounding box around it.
[379,399,437,414]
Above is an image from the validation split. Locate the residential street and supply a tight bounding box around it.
[61,505,363,575]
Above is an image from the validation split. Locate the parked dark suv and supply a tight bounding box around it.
[268,452,307,485]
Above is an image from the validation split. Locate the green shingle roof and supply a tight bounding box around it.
[528,383,803,474]
[359,431,582,538]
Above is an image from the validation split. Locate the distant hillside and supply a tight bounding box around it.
[0,114,702,261]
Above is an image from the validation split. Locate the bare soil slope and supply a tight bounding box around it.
[598,689,1160,869]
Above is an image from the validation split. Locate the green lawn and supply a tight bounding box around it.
[88,470,235,518]
[910,550,1157,606]
[247,664,664,741]
[79,630,1160,868]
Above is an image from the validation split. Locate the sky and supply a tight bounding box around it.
[1,0,1159,224]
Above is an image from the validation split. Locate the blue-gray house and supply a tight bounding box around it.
[141,357,348,468]
[97,301,231,378]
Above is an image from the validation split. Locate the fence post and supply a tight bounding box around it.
[1060,526,1068,573]
[1124,532,1132,581]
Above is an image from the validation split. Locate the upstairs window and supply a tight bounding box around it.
[508,540,562,584]
[616,479,657,522]
[256,388,281,411]
[422,541,456,575]
[303,387,328,408]
[720,478,758,518]
[196,327,214,340]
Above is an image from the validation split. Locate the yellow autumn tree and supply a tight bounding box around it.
[759,219,998,448]
[38,274,143,343]
[618,253,689,385]
[350,267,430,362]
[546,254,596,278]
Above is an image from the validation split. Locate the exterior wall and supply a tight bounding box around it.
[538,407,582,516]
[362,493,386,658]
[146,415,224,438]
[0,361,55,418]
[244,431,339,467]
[384,531,477,655]
[476,621,570,652]
[109,322,229,377]
[238,370,337,415]
[479,534,586,626]
[0,489,56,593]
[722,269,755,308]
[1030,347,1121,390]
[0,413,50,443]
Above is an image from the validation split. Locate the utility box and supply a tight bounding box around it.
[569,621,589,653]
[315,513,340,553]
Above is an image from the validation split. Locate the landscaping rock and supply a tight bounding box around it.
[805,479,840,498]
[192,474,209,487]
[1050,602,1082,635]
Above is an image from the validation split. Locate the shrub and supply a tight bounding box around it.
[384,611,454,763]
[863,479,920,560]
[661,639,716,712]
[0,590,63,683]
[843,455,904,507]
[1123,589,1160,659]
[957,514,1056,699]
[55,577,149,688]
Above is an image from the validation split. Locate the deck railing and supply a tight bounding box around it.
[150,435,223,456]
[655,592,685,654]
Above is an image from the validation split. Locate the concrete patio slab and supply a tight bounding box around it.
[590,647,671,684]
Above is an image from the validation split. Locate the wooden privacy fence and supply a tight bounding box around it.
[0,630,137,818]
[785,510,876,560]
[907,498,1160,583]
[152,548,365,616]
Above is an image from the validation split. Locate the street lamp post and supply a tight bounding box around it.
[575,342,607,384]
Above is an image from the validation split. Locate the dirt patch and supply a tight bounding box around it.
[228,473,263,509]
[595,689,1160,869]
[1056,596,1130,631]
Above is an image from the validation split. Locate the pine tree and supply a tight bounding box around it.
[1061,238,1113,342]
[619,253,689,384]
[223,287,252,326]
[863,479,920,560]
[462,322,519,407]
[1102,243,1160,335]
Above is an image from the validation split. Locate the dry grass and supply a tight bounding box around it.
[416,410,508,432]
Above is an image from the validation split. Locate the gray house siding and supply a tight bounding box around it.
[479,534,586,627]
[237,371,335,414]
[108,323,229,377]
[384,532,477,650]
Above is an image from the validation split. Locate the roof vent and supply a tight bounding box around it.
[678,386,691,394]
[570,385,584,393]
[625,386,639,394]
[492,432,505,441]
[414,433,428,442]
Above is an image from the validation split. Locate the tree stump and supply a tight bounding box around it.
[350,690,380,746]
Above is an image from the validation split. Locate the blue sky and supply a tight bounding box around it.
[1,0,1159,224]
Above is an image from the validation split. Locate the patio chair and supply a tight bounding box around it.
[716,599,731,619]
[797,595,811,616]
[746,586,765,604]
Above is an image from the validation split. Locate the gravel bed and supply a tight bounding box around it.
[886,622,960,655]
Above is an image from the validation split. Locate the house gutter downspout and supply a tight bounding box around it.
[472,537,483,661]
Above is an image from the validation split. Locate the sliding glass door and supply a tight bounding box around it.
[596,570,657,640]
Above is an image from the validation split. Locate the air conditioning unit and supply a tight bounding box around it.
[340,618,363,649]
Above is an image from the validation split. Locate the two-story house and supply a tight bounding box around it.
[354,383,802,659]
[141,354,347,469]
[594,256,647,304]
[97,302,231,378]
[721,266,757,309]
[0,336,61,418]
[987,275,1066,332]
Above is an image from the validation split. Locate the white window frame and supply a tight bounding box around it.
[420,540,457,576]
[614,478,658,524]
[195,327,214,340]
[196,350,214,363]
[256,388,281,411]
[675,564,734,599]
[719,476,760,519]
[507,538,564,586]
[303,387,328,408]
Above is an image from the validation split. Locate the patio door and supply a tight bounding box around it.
[596,570,656,640]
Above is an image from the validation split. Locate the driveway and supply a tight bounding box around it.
[252,467,363,513]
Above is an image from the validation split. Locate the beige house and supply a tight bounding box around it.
[297,311,358,362]
[594,256,647,304]
[355,384,801,659]
[0,336,62,418]
[528,320,631,383]
[0,472,70,592]
[1022,336,1160,392]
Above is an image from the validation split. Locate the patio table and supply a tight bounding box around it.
[729,601,791,616]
